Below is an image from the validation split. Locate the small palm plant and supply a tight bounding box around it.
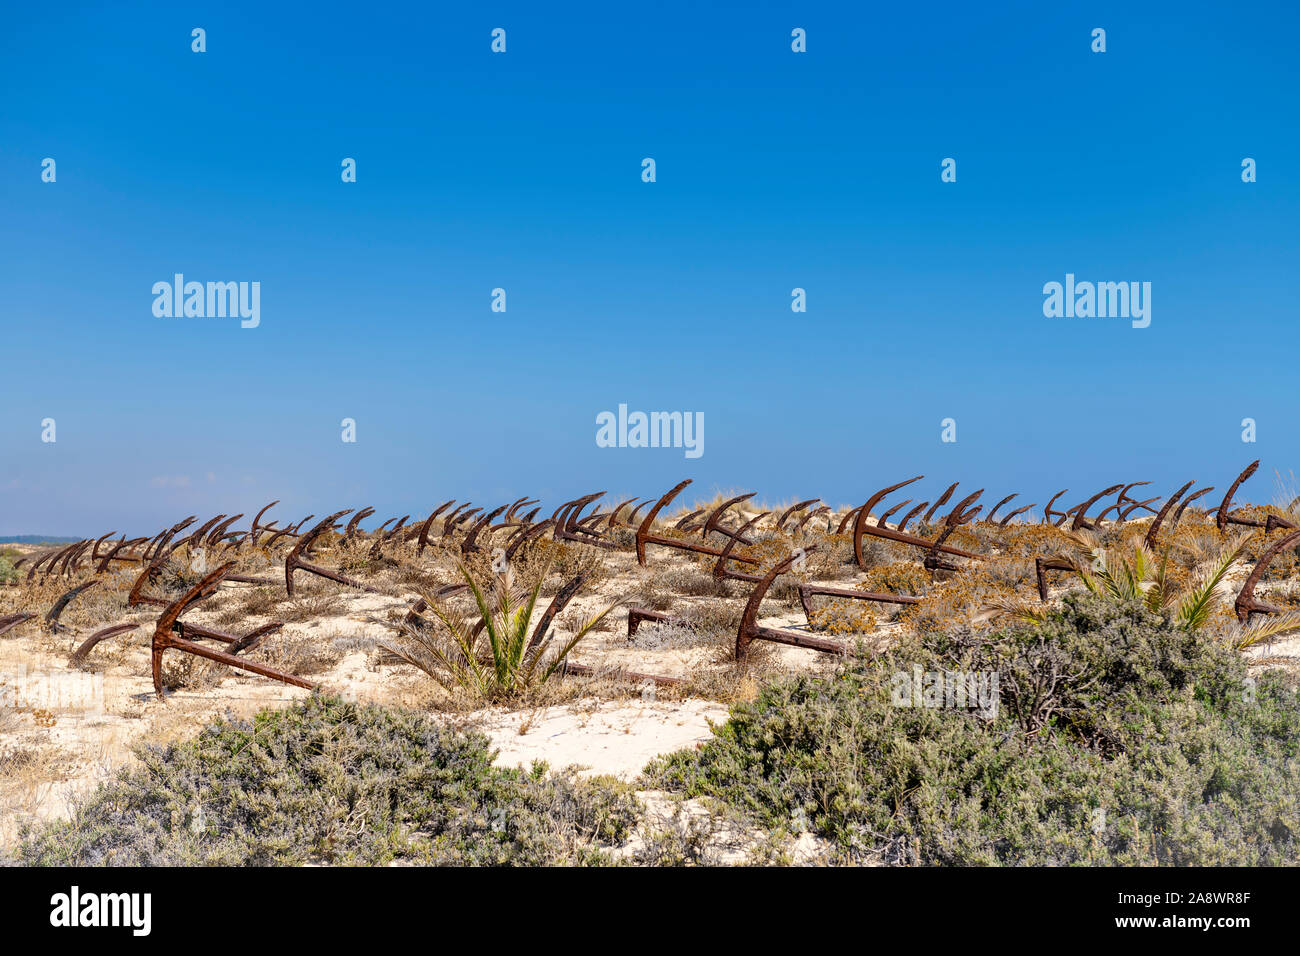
[381,558,618,699]
[1071,530,1246,631]
[982,529,1300,645]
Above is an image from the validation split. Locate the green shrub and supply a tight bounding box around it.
[0,551,17,585]
[645,593,1300,865]
[13,694,639,866]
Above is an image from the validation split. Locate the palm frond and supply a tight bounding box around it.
[538,601,621,683]
[1174,533,1250,632]
[974,599,1049,625]
[1230,610,1300,651]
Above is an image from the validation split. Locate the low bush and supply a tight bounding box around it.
[14,694,639,866]
[646,593,1300,865]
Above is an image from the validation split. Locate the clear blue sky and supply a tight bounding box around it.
[2,1,1297,535]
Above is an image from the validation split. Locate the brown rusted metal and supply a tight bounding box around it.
[288,549,380,595]
[67,541,94,576]
[801,505,832,533]
[1143,481,1195,548]
[1094,502,1123,523]
[505,518,554,562]
[261,526,297,550]
[550,497,581,526]
[69,623,139,667]
[851,477,928,560]
[49,541,88,579]
[713,513,769,583]
[797,583,919,620]
[1099,481,1154,525]
[1035,556,1075,601]
[90,532,118,563]
[43,543,79,578]
[219,530,248,553]
[998,504,1035,527]
[94,536,129,573]
[1043,490,1069,526]
[225,573,277,585]
[343,506,377,542]
[835,506,863,535]
[443,505,481,539]
[128,550,172,608]
[577,512,609,533]
[897,501,929,532]
[461,505,507,554]
[367,514,411,558]
[1171,486,1214,529]
[606,498,639,529]
[141,517,195,565]
[855,490,981,568]
[673,509,704,531]
[877,498,913,526]
[859,476,924,533]
[138,531,167,566]
[1115,481,1151,508]
[556,660,685,687]
[227,622,287,655]
[45,580,101,630]
[184,515,226,552]
[985,495,1017,524]
[26,545,65,582]
[1069,484,1124,531]
[635,480,760,567]
[379,515,411,543]
[413,501,452,552]
[922,483,958,524]
[554,493,615,548]
[941,489,984,526]
[701,493,757,544]
[525,572,591,651]
[775,499,819,533]
[96,537,149,573]
[627,499,654,527]
[924,516,978,574]
[856,519,983,563]
[0,613,36,637]
[1217,461,1263,531]
[1117,497,1159,522]
[1234,529,1300,623]
[206,514,244,547]
[736,548,846,659]
[505,497,538,521]
[1265,514,1299,533]
[285,510,381,597]
[627,608,677,636]
[251,500,280,537]
[152,562,315,697]
[564,493,607,534]
[634,480,692,564]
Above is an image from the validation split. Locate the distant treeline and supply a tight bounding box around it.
[0,535,81,545]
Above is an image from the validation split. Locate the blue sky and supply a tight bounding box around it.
[2,1,1297,535]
